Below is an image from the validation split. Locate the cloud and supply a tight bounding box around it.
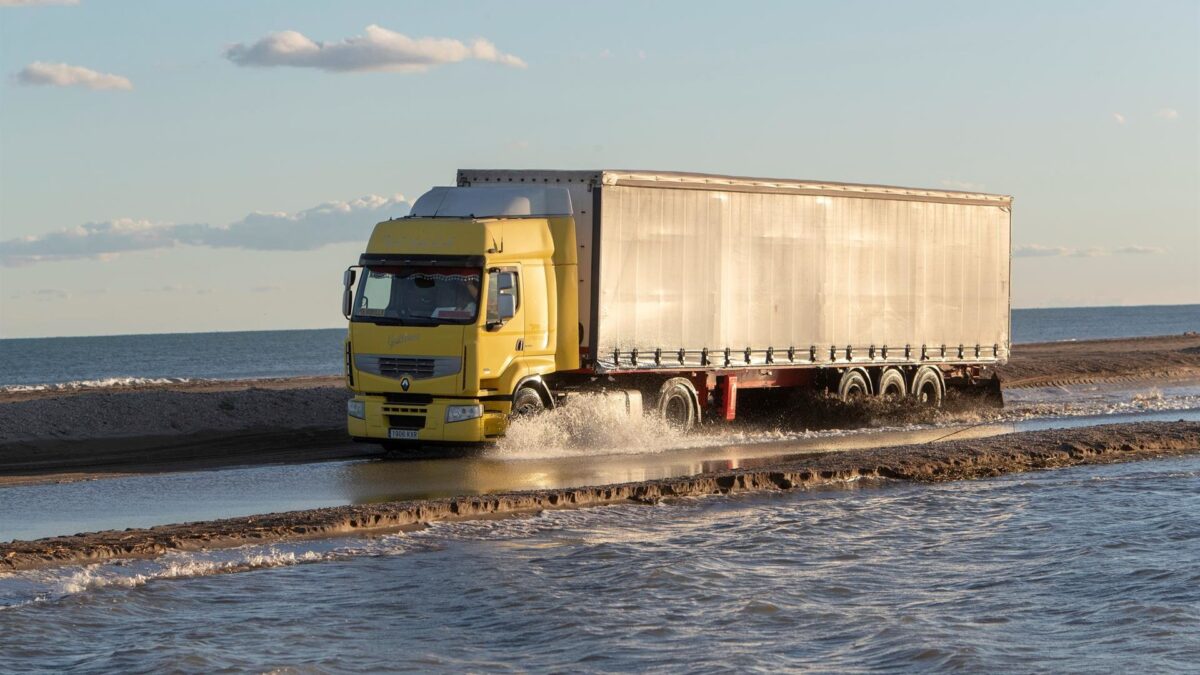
[15,61,132,90]
[1155,108,1179,120]
[0,0,78,6]
[940,179,985,191]
[0,194,410,266]
[1015,244,1163,258]
[1014,244,1072,258]
[1112,112,1126,125]
[224,24,526,73]
[142,285,211,295]
[1113,245,1163,255]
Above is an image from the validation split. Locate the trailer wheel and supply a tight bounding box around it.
[512,386,546,417]
[657,378,700,431]
[911,367,944,407]
[837,370,871,402]
[877,368,907,400]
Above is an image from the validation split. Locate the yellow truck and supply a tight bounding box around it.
[343,170,1011,447]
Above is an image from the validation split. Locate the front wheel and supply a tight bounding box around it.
[511,387,546,417]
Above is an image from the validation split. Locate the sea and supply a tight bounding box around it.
[1,304,1197,389]
[1,458,1197,671]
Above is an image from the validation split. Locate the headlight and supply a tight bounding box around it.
[445,404,483,423]
[347,399,366,419]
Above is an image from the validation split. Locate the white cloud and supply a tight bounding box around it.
[0,0,78,6]
[1111,112,1126,125]
[940,179,985,191]
[224,24,526,73]
[1015,244,1163,258]
[15,61,132,90]
[1155,108,1179,120]
[1113,245,1163,255]
[1014,244,1072,258]
[0,194,410,266]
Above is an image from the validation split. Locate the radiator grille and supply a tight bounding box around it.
[355,354,461,380]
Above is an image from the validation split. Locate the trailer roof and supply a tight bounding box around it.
[458,169,1012,207]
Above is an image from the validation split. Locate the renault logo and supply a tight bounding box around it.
[400,377,411,391]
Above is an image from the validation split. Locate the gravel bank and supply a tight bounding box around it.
[3,421,1196,571]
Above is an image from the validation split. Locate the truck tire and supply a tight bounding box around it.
[910,367,944,407]
[837,370,871,402]
[877,368,907,400]
[657,377,699,431]
[512,387,546,417]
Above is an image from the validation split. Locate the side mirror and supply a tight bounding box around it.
[498,293,516,322]
[343,268,357,288]
[497,271,515,292]
[342,287,354,319]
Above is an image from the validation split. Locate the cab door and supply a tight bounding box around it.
[475,266,525,392]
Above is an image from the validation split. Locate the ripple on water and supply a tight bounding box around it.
[0,456,1198,671]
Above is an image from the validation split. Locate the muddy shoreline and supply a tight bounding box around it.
[3,421,1196,572]
[2,334,1199,483]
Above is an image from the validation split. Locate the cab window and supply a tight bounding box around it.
[486,268,519,324]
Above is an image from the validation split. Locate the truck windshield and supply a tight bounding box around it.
[352,265,482,325]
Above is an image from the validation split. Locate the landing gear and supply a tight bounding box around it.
[657,377,700,431]
[910,366,944,407]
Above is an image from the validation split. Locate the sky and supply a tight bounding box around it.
[0,0,1196,338]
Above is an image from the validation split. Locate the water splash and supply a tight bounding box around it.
[493,393,691,458]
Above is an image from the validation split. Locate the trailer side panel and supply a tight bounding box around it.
[595,182,1010,371]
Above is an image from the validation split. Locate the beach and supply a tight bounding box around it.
[2,334,1199,484]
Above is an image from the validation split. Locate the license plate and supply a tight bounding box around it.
[388,428,419,440]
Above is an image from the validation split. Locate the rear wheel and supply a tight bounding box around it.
[837,370,871,402]
[512,387,546,417]
[877,368,907,400]
[910,367,944,407]
[657,377,700,431]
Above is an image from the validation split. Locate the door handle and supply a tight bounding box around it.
[516,338,524,351]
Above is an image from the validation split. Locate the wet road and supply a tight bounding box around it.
[3,402,1198,542]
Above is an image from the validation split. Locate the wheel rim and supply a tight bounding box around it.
[918,380,937,404]
[664,394,690,426]
[842,376,867,401]
[514,392,543,416]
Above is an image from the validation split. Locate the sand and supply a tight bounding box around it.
[1,334,1198,483]
[2,421,1196,571]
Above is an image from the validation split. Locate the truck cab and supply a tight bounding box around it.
[343,186,580,446]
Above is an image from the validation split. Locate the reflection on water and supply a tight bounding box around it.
[2,456,1197,671]
[3,407,1200,542]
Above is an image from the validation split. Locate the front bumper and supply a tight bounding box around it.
[347,395,509,444]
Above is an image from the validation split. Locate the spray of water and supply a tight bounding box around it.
[493,394,691,458]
